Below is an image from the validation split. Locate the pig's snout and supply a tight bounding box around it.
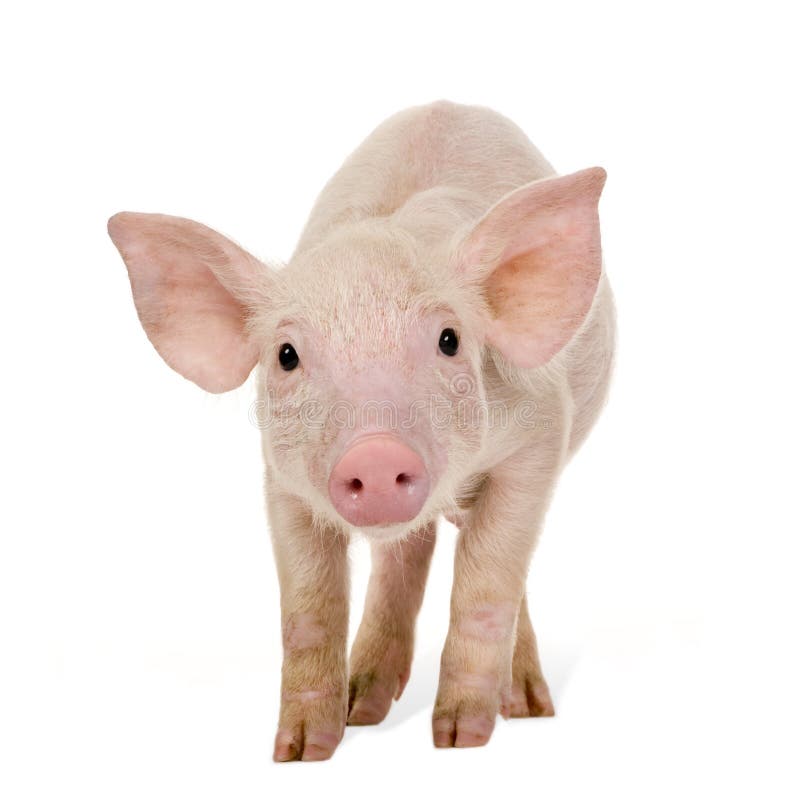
[328,435,430,527]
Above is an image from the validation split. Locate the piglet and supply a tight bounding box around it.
[108,100,615,761]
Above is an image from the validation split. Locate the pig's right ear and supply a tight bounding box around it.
[107,212,269,393]
[458,168,606,370]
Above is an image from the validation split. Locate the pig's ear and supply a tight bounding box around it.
[460,168,606,369]
[108,212,269,393]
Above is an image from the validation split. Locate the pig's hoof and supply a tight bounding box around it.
[348,663,410,725]
[273,729,341,762]
[273,692,347,762]
[432,683,499,748]
[432,710,496,748]
[348,635,411,726]
[507,674,555,718]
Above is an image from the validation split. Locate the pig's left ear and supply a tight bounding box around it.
[459,167,606,369]
[108,212,271,393]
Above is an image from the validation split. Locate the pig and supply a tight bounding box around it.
[107,100,615,761]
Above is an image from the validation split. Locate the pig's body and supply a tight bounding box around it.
[109,100,614,761]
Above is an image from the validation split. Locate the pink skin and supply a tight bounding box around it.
[106,213,262,393]
[269,496,349,763]
[283,613,327,651]
[328,434,430,527]
[107,102,611,761]
[263,302,475,542]
[459,603,517,642]
[348,524,436,726]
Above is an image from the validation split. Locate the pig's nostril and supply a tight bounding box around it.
[328,435,430,527]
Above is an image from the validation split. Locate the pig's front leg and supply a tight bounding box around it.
[269,491,349,762]
[348,522,436,725]
[433,447,560,748]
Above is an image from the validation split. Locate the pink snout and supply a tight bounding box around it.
[328,435,430,527]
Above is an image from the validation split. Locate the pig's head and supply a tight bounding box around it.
[108,168,605,541]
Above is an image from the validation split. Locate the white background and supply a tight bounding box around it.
[2,1,798,797]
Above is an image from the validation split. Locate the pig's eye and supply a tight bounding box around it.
[438,328,459,356]
[278,343,299,371]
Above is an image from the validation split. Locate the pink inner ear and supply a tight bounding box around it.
[467,168,605,369]
[108,212,262,393]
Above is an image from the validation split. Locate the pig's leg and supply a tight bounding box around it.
[508,595,555,717]
[269,491,350,762]
[348,522,436,725]
[433,447,561,748]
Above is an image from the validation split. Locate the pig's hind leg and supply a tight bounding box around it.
[509,595,555,717]
[348,522,436,725]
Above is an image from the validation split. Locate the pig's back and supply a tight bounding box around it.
[293,100,555,256]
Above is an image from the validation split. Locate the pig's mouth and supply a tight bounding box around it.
[327,433,432,531]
